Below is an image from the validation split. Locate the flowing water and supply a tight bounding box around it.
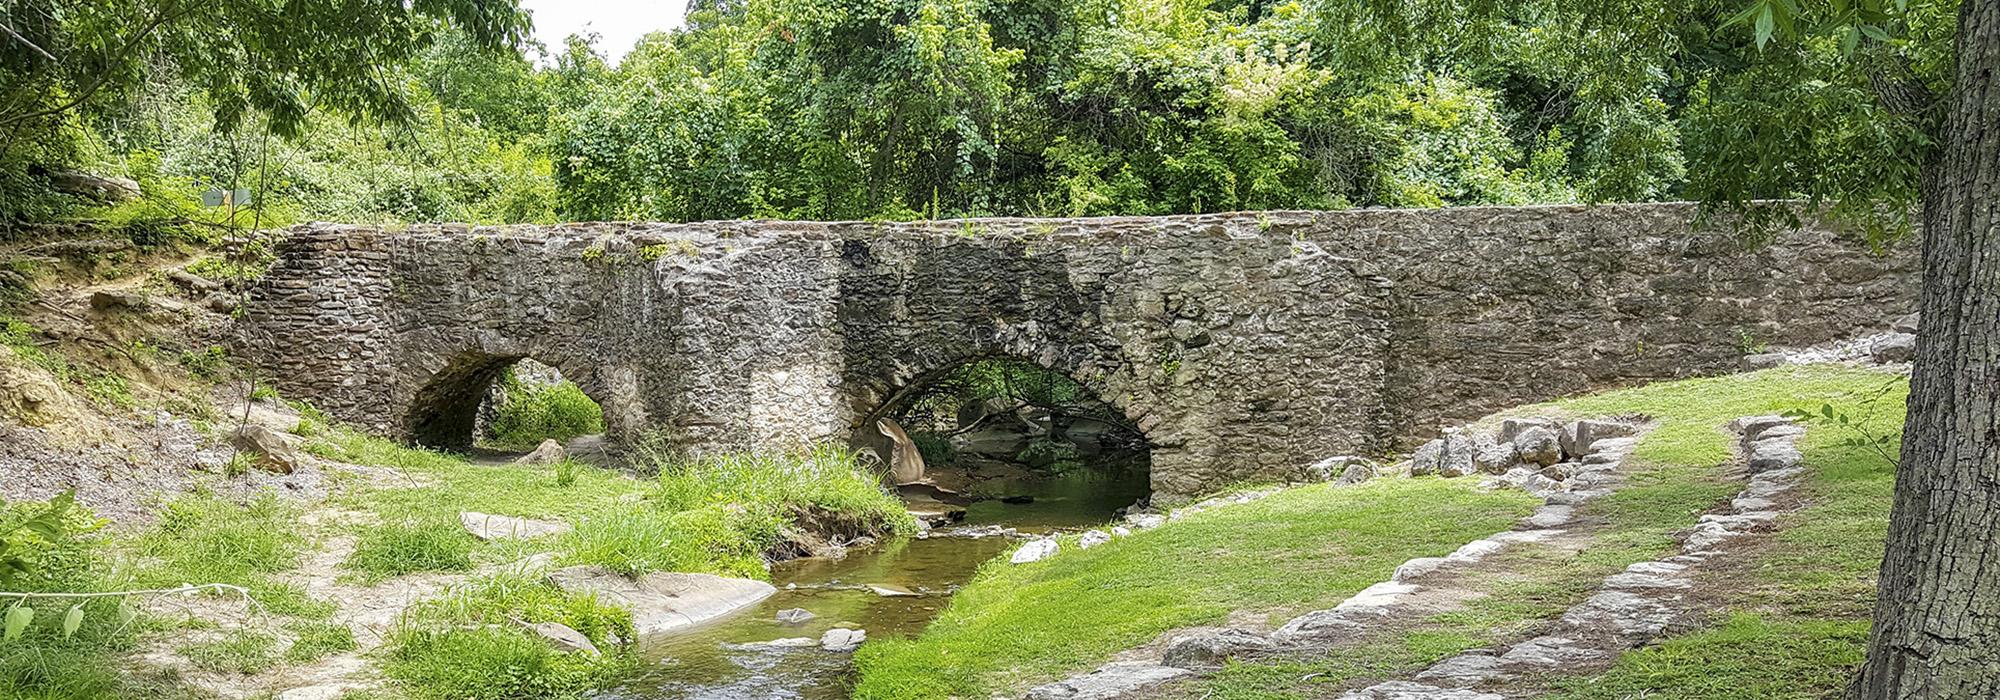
[604,460,1151,700]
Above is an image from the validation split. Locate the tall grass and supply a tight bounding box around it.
[558,446,915,579]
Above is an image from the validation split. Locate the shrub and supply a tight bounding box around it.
[345,517,475,580]
[485,375,603,448]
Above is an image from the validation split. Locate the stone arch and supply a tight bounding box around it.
[402,349,614,451]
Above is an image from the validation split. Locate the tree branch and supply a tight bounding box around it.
[0,2,191,128]
[0,21,57,62]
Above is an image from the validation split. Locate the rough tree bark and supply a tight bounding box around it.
[1849,0,2000,696]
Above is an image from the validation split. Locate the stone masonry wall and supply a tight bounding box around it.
[235,203,1916,501]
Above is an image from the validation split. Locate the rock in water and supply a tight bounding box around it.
[229,424,302,473]
[547,566,776,634]
[1011,538,1059,564]
[869,584,919,597]
[460,511,571,541]
[775,608,815,624]
[516,439,566,465]
[820,628,866,652]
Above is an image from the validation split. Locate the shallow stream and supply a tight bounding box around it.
[603,463,1151,699]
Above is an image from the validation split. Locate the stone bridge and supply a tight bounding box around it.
[237,203,1916,500]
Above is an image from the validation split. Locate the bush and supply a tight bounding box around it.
[485,375,604,448]
[345,517,475,581]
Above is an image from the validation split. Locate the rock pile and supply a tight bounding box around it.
[1409,417,1639,480]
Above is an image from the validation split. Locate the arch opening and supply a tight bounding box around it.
[862,357,1152,529]
[407,353,606,456]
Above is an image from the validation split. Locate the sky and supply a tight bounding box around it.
[519,0,688,65]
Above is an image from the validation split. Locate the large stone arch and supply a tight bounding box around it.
[237,204,1918,501]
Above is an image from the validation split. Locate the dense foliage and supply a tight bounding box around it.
[1,0,1956,227]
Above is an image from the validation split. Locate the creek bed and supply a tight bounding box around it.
[604,463,1149,699]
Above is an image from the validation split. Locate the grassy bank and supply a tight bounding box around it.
[851,477,1541,699]
[1190,366,1904,699]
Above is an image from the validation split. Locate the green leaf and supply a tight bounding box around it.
[1841,27,1859,56]
[61,605,83,639]
[1822,404,1836,419]
[1859,24,1890,41]
[1753,7,1776,49]
[4,605,32,641]
[115,605,136,629]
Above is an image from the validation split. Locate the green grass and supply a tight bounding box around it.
[382,571,633,700]
[1545,614,1868,699]
[344,517,476,581]
[128,492,331,618]
[851,477,1540,699]
[180,630,278,675]
[1191,365,1905,700]
[283,621,358,663]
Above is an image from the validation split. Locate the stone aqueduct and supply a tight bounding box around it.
[237,203,1916,500]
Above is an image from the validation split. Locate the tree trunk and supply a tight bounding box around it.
[1849,0,2000,697]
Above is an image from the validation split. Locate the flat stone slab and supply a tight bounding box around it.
[1025,662,1194,700]
[548,565,776,634]
[1341,681,1506,700]
[461,511,571,541]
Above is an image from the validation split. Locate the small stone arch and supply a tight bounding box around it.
[402,349,613,451]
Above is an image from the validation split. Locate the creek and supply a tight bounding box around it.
[603,454,1150,700]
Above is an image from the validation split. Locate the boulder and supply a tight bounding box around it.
[200,292,238,313]
[1892,312,1920,333]
[1078,530,1112,549]
[167,270,223,294]
[1511,427,1562,467]
[513,618,599,655]
[1305,455,1380,484]
[820,627,866,652]
[1125,513,1165,530]
[1560,420,1637,459]
[775,608,815,624]
[1011,538,1059,564]
[1744,352,1787,370]
[1869,333,1917,363]
[1474,438,1519,474]
[516,439,566,465]
[88,290,147,311]
[460,512,571,541]
[49,171,141,202]
[1335,461,1376,486]
[546,566,776,634]
[229,423,303,474]
[1497,417,1560,443]
[1413,432,1488,477]
[1161,628,1273,669]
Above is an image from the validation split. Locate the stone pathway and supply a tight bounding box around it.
[1019,417,1660,700]
[1336,415,1809,699]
